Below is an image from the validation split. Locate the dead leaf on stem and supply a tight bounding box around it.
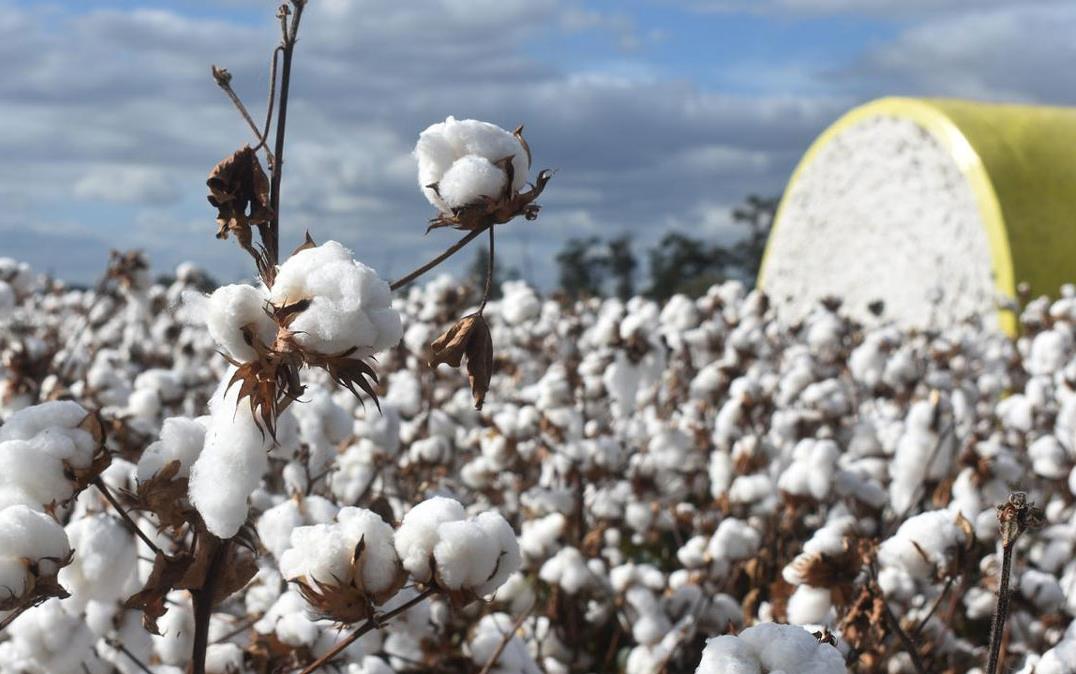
[430,313,494,409]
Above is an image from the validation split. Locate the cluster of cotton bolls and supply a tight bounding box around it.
[5,249,1076,673]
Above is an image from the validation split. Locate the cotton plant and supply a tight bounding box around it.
[8,12,1076,674]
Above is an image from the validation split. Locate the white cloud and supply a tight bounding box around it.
[74,166,179,204]
[680,0,1062,18]
[846,3,1076,104]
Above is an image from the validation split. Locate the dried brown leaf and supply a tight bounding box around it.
[126,460,193,532]
[123,551,194,634]
[429,313,495,409]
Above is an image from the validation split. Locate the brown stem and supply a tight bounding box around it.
[212,613,263,644]
[868,569,926,674]
[390,226,488,292]
[986,542,1015,674]
[190,537,228,674]
[478,607,531,674]
[106,638,154,674]
[299,587,437,674]
[478,224,496,313]
[913,574,955,638]
[92,477,162,556]
[0,604,29,633]
[212,67,272,163]
[257,47,283,155]
[267,0,306,267]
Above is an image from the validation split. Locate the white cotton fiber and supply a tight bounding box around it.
[0,400,95,510]
[60,513,137,605]
[136,416,208,481]
[205,283,276,363]
[188,374,270,538]
[433,519,499,590]
[878,510,966,581]
[394,496,466,582]
[337,506,401,595]
[0,506,70,601]
[269,241,401,358]
[762,114,998,329]
[437,155,509,209]
[415,116,528,214]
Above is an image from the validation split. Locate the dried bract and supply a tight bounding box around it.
[430,313,494,409]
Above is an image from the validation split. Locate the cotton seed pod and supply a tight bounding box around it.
[292,535,407,623]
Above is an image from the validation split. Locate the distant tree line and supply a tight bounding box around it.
[554,194,779,301]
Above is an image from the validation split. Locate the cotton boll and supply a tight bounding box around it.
[136,416,207,481]
[737,622,846,673]
[707,518,761,562]
[204,643,244,674]
[188,374,270,539]
[394,496,466,582]
[468,613,542,674]
[0,400,96,510]
[0,505,71,602]
[434,519,499,591]
[415,117,528,213]
[539,547,593,594]
[269,241,402,358]
[787,584,834,625]
[5,598,103,674]
[153,594,195,666]
[437,155,508,209]
[205,283,275,362]
[695,634,764,674]
[878,510,966,582]
[472,511,522,596]
[1020,569,1065,612]
[336,507,401,596]
[1029,435,1070,480]
[60,513,137,606]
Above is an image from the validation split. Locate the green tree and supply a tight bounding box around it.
[731,194,780,285]
[646,233,733,301]
[556,237,607,299]
[606,236,637,301]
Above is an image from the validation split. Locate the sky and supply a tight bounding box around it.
[1,0,1073,287]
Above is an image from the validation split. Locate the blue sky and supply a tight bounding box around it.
[1,0,1072,286]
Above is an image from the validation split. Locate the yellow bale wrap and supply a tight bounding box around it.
[760,97,1076,335]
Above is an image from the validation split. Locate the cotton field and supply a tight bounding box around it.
[3,248,1076,674]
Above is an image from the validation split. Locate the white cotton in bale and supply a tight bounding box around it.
[761,106,999,330]
[415,117,528,213]
[269,241,401,358]
[187,374,270,539]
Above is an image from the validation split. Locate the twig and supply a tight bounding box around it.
[211,66,271,162]
[478,606,532,674]
[913,574,955,638]
[105,638,154,674]
[389,226,489,292]
[986,492,1041,674]
[478,224,496,313]
[267,0,306,267]
[212,613,263,644]
[92,477,162,556]
[191,537,228,674]
[867,566,926,674]
[299,587,437,674]
[256,47,283,155]
[986,541,1015,674]
[0,604,30,633]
